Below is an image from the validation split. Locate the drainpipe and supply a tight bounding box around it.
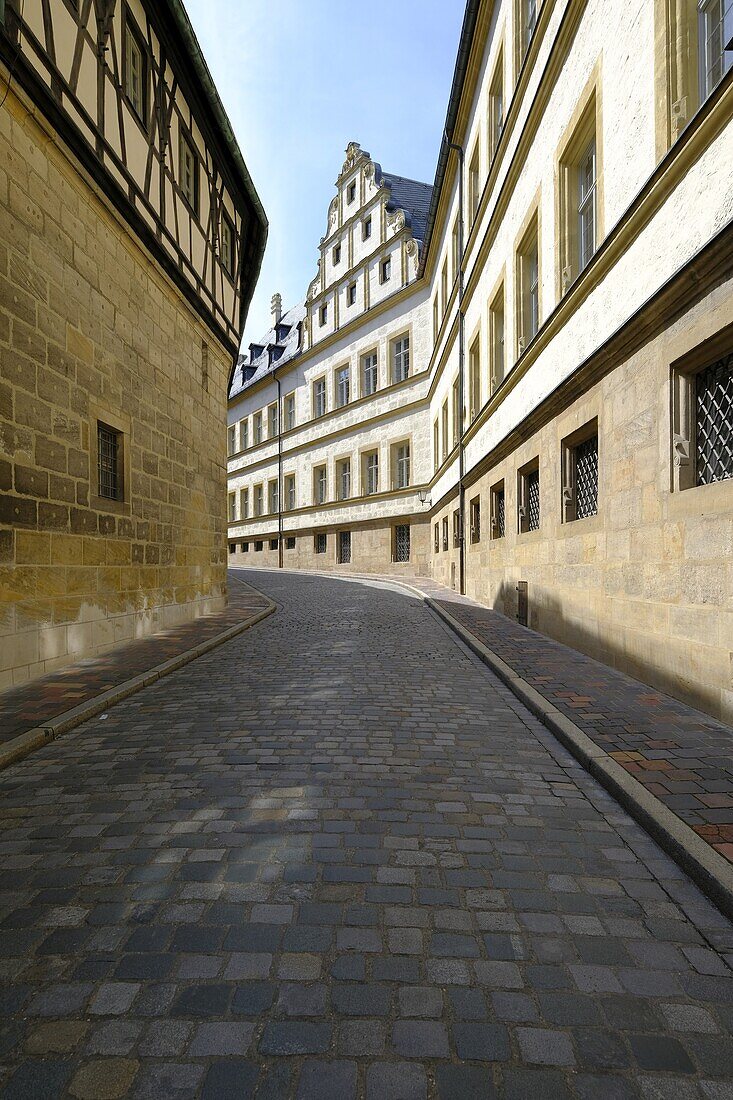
[275,368,283,569]
[0,1,6,28]
[445,132,466,595]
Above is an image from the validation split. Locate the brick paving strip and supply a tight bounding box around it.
[240,568,733,920]
[0,575,275,769]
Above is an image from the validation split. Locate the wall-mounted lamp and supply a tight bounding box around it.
[417,489,432,508]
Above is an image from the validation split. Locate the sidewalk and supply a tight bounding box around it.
[0,574,274,762]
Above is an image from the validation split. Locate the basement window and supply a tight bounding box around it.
[97,422,123,501]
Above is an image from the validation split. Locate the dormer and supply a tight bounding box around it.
[267,344,285,365]
[248,342,265,361]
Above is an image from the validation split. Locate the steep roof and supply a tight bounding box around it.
[229,302,306,400]
[381,173,434,243]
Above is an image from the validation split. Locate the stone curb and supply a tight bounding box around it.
[0,598,276,773]
[426,596,733,923]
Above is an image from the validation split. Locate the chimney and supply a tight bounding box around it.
[271,292,282,327]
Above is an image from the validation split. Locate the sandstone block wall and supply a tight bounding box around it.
[0,88,230,687]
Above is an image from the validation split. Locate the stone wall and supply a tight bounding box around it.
[228,518,431,577]
[432,276,733,722]
[0,86,231,687]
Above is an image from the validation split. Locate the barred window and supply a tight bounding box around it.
[563,427,599,521]
[97,422,123,501]
[394,524,410,563]
[315,533,327,554]
[470,496,481,543]
[491,482,505,539]
[696,354,733,484]
[338,531,351,564]
[518,461,540,533]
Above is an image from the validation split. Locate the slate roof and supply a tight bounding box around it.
[228,301,306,400]
[381,172,433,243]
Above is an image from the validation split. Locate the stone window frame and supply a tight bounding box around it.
[488,273,506,394]
[434,521,440,553]
[469,495,481,543]
[335,455,352,501]
[490,479,506,540]
[515,0,540,74]
[561,417,599,523]
[441,398,449,460]
[515,198,541,358]
[671,324,733,492]
[285,536,296,550]
[347,180,357,204]
[268,477,279,516]
[488,43,505,164]
[284,392,296,431]
[360,348,379,398]
[347,282,357,307]
[227,491,237,523]
[284,473,296,512]
[239,417,249,450]
[517,456,540,534]
[441,259,449,315]
[390,331,411,384]
[433,294,440,343]
[452,375,461,448]
[269,538,279,551]
[467,137,481,227]
[314,532,327,555]
[254,540,263,552]
[433,418,440,472]
[254,482,264,517]
[253,410,263,444]
[333,243,342,265]
[312,376,327,419]
[268,401,278,438]
[391,439,411,491]
[451,216,460,284]
[393,523,411,564]
[313,464,328,506]
[337,530,352,564]
[89,401,131,516]
[442,516,449,552]
[240,487,249,519]
[362,215,372,241]
[335,363,351,408]
[241,541,249,552]
[468,329,481,423]
[319,303,328,327]
[361,448,379,496]
[556,74,603,298]
[380,256,392,284]
[227,423,237,456]
[452,507,461,548]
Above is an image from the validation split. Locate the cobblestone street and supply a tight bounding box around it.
[1,570,733,1099]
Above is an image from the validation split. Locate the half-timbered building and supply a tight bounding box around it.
[0,0,266,685]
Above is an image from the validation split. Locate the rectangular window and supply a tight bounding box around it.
[363,216,372,240]
[699,0,733,101]
[559,98,597,291]
[313,378,326,418]
[518,216,539,351]
[254,540,263,552]
[319,304,328,327]
[442,516,449,551]
[220,213,234,277]
[433,296,440,342]
[241,541,249,552]
[451,216,460,282]
[577,139,597,273]
[241,488,249,519]
[285,393,296,431]
[269,538,278,551]
[392,334,410,383]
[362,351,378,396]
[674,349,733,490]
[268,479,279,515]
[433,419,440,471]
[337,530,352,564]
[315,532,327,554]
[333,243,341,264]
[347,181,356,204]
[239,418,249,450]
[285,536,296,550]
[124,14,147,123]
[337,458,351,500]
[229,542,236,555]
[469,337,481,422]
[394,442,411,489]
[179,130,198,214]
[348,282,357,306]
[228,492,237,522]
[562,427,599,522]
[254,484,263,516]
[470,496,481,543]
[489,285,505,393]
[441,260,448,315]
[490,481,505,539]
[468,141,480,226]
[521,0,538,61]
[97,422,123,501]
[452,377,461,448]
[434,522,440,553]
[441,399,449,459]
[268,402,278,437]
[314,465,327,505]
[489,51,504,160]
[284,474,296,511]
[394,524,411,563]
[227,424,237,455]
[380,257,391,283]
[336,365,350,407]
[518,460,540,533]
[253,411,263,444]
[453,508,461,548]
[364,450,379,495]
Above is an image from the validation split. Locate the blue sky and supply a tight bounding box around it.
[185,0,465,350]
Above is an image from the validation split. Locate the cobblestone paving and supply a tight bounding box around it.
[1,569,733,1099]
[0,575,270,745]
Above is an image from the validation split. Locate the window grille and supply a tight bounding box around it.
[696,353,733,485]
[393,336,410,382]
[492,486,505,538]
[575,435,599,518]
[362,353,378,396]
[394,524,410,563]
[338,531,351,564]
[578,139,596,272]
[526,468,540,530]
[98,423,122,500]
[315,533,327,554]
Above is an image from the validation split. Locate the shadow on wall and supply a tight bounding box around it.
[441,578,725,722]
